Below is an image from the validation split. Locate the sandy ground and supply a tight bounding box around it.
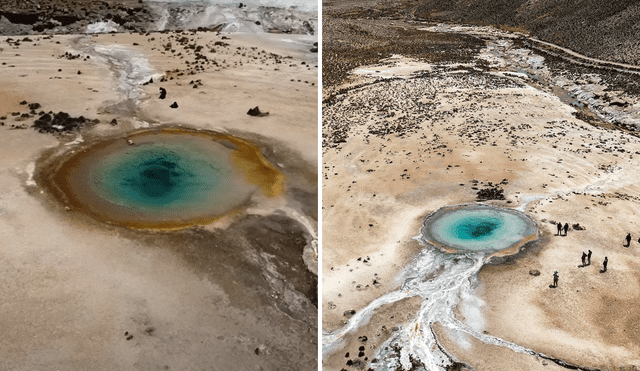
[0,30,317,370]
[322,46,640,369]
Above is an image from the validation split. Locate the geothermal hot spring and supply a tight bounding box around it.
[421,205,538,255]
[321,204,568,370]
[36,127,283,230]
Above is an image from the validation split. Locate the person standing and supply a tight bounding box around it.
[557,222,562,236]
[581,252,587,266]
[603,257,608,272]
[553,271,559,287]
[587,250,592,265]
[563,223,569,236]
[625,233,631,247]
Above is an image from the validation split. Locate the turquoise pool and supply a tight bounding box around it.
[420,205,538,253]
[41,127,284,229]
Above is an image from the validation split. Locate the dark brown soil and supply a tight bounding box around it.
[322,17,484,88]
[411,0,640,66]
[323,0,640,75]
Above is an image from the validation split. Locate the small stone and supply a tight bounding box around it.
[247,106,268,117]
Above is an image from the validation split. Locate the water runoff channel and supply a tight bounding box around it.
[323,203,604,371]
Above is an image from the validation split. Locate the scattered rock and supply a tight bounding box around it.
[529,269,541,276]
[33,112,87,133]
[254,344,266,355]
[247,106,269,117]
[572,223,585,230]
[170,102,178,109]
[476,186,505,201]
[110,119,118,126]
[343,309,356,318]
[159,87,167,99]
[608,97,628,107]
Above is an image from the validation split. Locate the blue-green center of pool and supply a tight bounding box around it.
[92,143,231,210]
[94,142,233,209]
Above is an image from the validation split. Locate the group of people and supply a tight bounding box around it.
[552,254,608,288]
[579,250,607,271]
[549,227,626,288]
[556,222,569,236]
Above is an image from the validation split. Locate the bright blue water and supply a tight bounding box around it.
[91,143,222,209]
[422,206,537,253]
[86,139,246,216]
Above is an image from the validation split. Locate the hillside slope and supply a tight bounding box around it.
[412,0,640,65]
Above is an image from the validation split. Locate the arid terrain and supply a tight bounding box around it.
[322,2,640,370]
[0,2,318,369]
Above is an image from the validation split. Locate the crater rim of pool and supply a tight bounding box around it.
[420,204,539,255]
[35,126,284,230]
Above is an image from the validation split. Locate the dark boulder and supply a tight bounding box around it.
[247,106,269,117]
[33,112,87,133]
[476,186,505,201]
